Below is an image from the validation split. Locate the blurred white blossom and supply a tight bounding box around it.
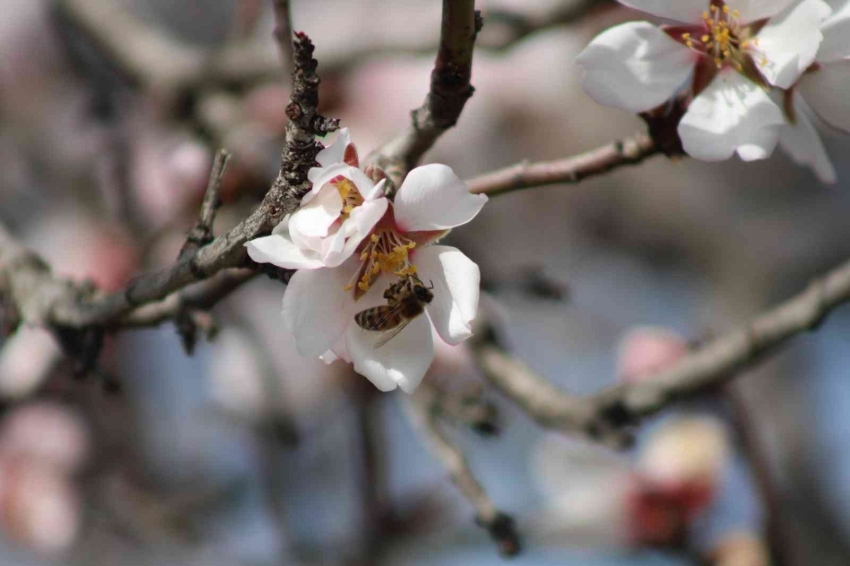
[779,0,850,183]
[577,0,831,161]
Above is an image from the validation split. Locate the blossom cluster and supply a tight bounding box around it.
[577,0,850,182]
[246,130,487,393]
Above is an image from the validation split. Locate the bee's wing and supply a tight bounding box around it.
[373,317,412,349]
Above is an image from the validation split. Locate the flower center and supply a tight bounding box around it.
[678,3,767,72]
[346,229,417,297]
[333,177,364,219]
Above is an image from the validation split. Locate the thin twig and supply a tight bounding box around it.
[180,149,231,259]
[271,0,294,74]
[370,0,481,182]
[473,254,850,440]
[479,0,612,51]
[467,134,660,197]
[118,269,255,328]
[723,386,791,566]
[405,388,521,556]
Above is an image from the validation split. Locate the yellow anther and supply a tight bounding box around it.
[702,35,710,42]
[358,281,370,292]
[370,250,378,259]
[722,5,730,14]
[407,242,416,249]
[732,9,739,18]
[682,33,691,39]
[710,5,717,12]
[370,234,380,243]
[360,251,368,260]
[371,263,380,274]
[344,283,353,291]
[343,205,354,214]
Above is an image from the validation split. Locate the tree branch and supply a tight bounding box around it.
[180,149,231,259]
[370,0,482,181]
[466,134,659,197]
[473,254,850,440]
[118,269,255,329]
[405,385,520,556]
[0,33,332,330]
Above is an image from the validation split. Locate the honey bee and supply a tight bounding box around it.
[354,276,434,348]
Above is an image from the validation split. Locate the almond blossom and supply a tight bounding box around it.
[778,0,850,183]
[576,0,831,162]
[247,131,487,393]
[245,129,388,269]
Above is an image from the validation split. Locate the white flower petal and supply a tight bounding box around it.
[798,60,850,133]
[575,22,695,113]
[304,163,377,208]
[415,246,480,346]
[678,70,784,161]
[363,179,387,202]
[818,1,850,62]
[271,215,290,236]
[778,94,837,183]
[331,198,389,267]
[617,0,709,23]
[755,0,830,89]
[393,164,487,232]
[734,0,800,23]
[282,259,359,358]
[321,128,351,165]
[346,312,434,394]
[288,184,343,238]
[245,234,326,269]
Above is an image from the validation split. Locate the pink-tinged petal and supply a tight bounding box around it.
[678,70,784,161]
[617,0,709,23]
[755,0,830,89]
[393,164,487,232]
[415,245,480,346]
[818,1,850,62]
[576,22,695,113]
[363,179,387,202]
[303,163,349,204]
[779,94,837,183]
[319,350,338,364]
[319,128,351,166]
[331,198,389,267]
[245,234,325,269]
[288,184,343,238]
[306,164,377,206]
[735,0,800,23]
[346,313,434,393]
[798,60,850,133]
[282,259,359,357]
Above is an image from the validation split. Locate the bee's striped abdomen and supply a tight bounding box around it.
[354,305,405,331]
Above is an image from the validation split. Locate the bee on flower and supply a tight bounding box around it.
[246,129,488,393]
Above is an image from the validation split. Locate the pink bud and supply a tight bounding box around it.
[617,327,688,383]
[0,403,89,474]
[0,459,80,554]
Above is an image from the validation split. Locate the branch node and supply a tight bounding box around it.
[476,512,522,557]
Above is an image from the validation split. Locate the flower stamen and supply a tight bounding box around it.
[347,229,418,297]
